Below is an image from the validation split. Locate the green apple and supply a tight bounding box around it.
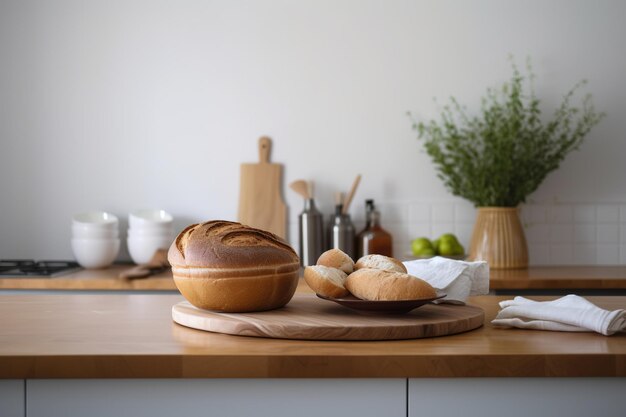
[411,237,434,256]
[439,233,459,244]
[453,242,465,256]
[432,238,441,254]
[417,248,436,257]
[438,241,456,256]
[435,233,465,256]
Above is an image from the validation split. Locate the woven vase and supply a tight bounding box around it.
[468,207,528,269]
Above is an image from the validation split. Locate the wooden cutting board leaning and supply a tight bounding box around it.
[237,136,287,239]
[172,293,484,341]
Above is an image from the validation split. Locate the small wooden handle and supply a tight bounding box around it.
[258,136,271,163]
[119,249,170,280]
[342,174,362,215]
[119,266,151,280]
[335,192,344,206]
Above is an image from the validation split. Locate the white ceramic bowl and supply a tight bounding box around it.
[72,211,119,230]
[72,224,119,239]
[128,209,173,230]
[127,235,174,264]
[126,227,173,239]
[71,238,120,269]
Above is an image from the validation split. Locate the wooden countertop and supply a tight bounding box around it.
[0,265,177,291]
[0,287,624,379]
[2,265,626,291]
[490,266,626,290]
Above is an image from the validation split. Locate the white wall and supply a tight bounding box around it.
[1,0,625,264]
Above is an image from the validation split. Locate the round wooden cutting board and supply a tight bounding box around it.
[172,294,484,341]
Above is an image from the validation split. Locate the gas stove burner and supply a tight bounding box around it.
[0,260,81,277]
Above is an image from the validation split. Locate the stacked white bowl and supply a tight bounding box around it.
[71,211,121,269]
[127,209,174,264]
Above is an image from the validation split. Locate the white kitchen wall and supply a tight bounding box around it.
[1,0,625,265]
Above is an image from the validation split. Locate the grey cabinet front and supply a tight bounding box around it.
[27,378,406,417]
[0,380,24,417]
[408,378,625,417]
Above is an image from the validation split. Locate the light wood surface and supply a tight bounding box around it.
[0,289,625,378]
[237,136,287,238]
[3,265,626,291]
[341,174,361,214]
[172,295,484,340]
[490,266,626,289]
[0,265,177,290]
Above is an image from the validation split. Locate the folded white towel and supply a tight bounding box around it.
[403,256,490,304]
[492,295,626,336]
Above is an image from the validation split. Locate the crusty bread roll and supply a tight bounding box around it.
[168,220,300,312]
[303,265,349,298]
[345,268,436,301]
[355,254,407,273]
[316,249,354,274]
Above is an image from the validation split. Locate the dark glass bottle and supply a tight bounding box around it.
[356,199,393,258]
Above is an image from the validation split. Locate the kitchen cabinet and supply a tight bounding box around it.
[7,377,625,417]
[26,379,405,417]
[1,293,625,416]
[0,380,23,417]
[408,378,625,417]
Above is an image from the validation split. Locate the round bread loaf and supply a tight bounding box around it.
[316,249,354,274]
[303,265,349,298]
[168,220,300,312]
[345,268,436,301]
[355,254,407,273]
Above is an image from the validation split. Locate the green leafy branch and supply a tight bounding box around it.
[409,59,605,207]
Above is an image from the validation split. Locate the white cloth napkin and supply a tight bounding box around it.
[492,295,626,336]
[402,256,490,304]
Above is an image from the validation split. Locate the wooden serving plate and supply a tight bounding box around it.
[172,294,484,341]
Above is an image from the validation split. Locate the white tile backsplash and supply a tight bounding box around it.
[574,205,596,223]
[454,202,476,223]
[550,244,574,265]
[529,243,551,265]
[550,224,574,243]
[454,223,474,248]
[597,244,620,265]
[377,202,408,224]
[574,224,596,243]
[574,244,597,265]
[318,201,626,265]
[385,223,412,244]
[529,205,548,223]
[431,204,454,223]
[431,223,455,239]
[525,223,550,243]
[409,204,430,223]
[597,224,620,244]
[549,205,574,224]
[596,205,620,223]
[408,223,431,240]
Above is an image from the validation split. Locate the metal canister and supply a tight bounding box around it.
[298,199,324,267]
[327,205,356,259]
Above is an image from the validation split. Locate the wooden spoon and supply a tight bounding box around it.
[335,192,344,206]
[342,174,362,214]
[289,180,310,199]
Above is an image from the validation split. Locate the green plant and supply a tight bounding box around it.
[409,59,605,207]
